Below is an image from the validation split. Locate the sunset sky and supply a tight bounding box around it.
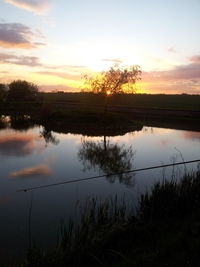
[0,0,200,94]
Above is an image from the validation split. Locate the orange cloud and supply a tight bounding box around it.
[5,0,51,15]
[37,71,81,80]
[182,131,200,141]
[10,164,52,177]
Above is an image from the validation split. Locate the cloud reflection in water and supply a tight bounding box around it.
[10,164,52,178]
[0,133,44,157]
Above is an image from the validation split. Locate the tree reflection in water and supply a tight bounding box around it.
[10,115,34,131]
[40,126,59,146]
[0,116,7,129]
[78,137,135,187]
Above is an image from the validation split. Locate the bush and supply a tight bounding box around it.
[7,80,38,101]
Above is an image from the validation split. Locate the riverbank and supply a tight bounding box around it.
[1,92,200,121]
[1,92,200,135]
[23,169,200,267]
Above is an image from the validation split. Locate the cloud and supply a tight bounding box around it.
[167,47,176,53]
[5,0,51,15]
[189,55,200,64]
[102,58,124,64]
[0,134,43,157]
[182,131,200,141]
[37,71,81,80]
[141,58,200,94]
[143,63,200,82]
[40,84,80,92]
[0,23,45,49]
[10,164,52,177]
[160,140,169,146]
[0,52,42,66]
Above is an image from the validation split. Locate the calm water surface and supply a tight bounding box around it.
[0,118,200,264]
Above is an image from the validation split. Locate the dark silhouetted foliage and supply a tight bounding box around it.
[84,64,142,95]
[0,83,7,101]
[7,80,38,101]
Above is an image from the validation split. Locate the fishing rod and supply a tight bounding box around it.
[17,159,200,193]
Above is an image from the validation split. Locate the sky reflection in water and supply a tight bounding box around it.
[0,120,200,264]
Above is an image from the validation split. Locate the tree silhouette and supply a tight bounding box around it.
[0,116,7,129]
[7,80,38,101]
[84,64,141,95]
[78,138,135,187]
[0,83,7,101]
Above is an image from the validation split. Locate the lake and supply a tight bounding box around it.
[0,116,200,265]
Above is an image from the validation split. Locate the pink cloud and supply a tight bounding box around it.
[143,63,200,82]
[0,23,45,49]
[0,52,42,66]
[102,58,124,64]
[5,0,51,15]
[182,131,200,141]
[0,134,44,156]
[189,55,200,64]
[160,140,169,146]
[167,47,176,53]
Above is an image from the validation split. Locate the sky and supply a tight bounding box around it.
[0,0,200,94]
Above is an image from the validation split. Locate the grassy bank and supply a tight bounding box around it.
[24,169,200,267]
[0,103,143,136]
[1,92,200,134]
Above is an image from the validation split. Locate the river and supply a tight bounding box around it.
[0,115,200,265]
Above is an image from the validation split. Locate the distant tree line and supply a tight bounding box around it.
[0,80,38,102]
[0,65,142,103]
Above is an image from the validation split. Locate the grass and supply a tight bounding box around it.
[2,92,200,111]
[40,92,200,111]
[23,169,200,267]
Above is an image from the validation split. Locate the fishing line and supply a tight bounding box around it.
[17,159,200,193]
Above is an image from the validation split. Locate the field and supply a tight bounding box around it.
[40,92,200,111]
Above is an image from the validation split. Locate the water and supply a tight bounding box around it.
[0,117,200,265]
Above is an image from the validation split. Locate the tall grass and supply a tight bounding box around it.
[24,169,200,266]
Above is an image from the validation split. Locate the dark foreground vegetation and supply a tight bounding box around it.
[23,169,200,267]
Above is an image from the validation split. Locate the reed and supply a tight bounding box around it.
[24,169,200,266]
